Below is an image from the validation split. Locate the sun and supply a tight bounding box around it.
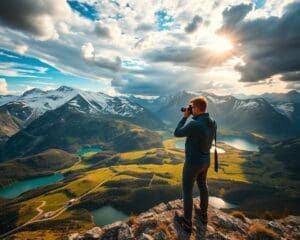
[206,35,233,53]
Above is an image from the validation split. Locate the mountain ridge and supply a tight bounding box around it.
[0,85,164,139]
[0,98,164,160]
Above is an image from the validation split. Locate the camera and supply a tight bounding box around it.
[181,104,193,113]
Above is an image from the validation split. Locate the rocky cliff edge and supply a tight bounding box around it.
[68,198,300,240]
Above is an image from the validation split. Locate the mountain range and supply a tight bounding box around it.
[0,86,163,139]
[0,91,164,160]
[129,90,300,137]
[0,86,299,160]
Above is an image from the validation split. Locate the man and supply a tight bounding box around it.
[173,96,217,233]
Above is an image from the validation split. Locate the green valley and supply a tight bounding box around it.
[1,135,299,238]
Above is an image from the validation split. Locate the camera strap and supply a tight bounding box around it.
[214,121,218,173]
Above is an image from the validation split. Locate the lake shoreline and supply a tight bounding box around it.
[0,174,64,199]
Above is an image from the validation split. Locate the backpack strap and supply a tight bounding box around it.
[214,121,218,173]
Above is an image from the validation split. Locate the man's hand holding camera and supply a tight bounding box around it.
[181,104,193,118]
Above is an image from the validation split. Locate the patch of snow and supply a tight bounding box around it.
[233,99,261,111]
[2,86,151,120]
[272,103,294,118]
[185,90,203,96]
[0,95,18,106]
[68,99,81,108]
[206,95,227,104]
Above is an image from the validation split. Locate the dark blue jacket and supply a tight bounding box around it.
[174,113,217,165]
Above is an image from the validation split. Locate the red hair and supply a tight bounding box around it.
[190,96,207,112]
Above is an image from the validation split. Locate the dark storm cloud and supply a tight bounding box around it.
[135,23,154,32]
[280,71,300,82]
[185,15,203,33]
[218,1,300,83]
[84,55,122,72]
[94,22,111,38]
[143,46,233,68]
[0,0,70,40]
[286,82,300,90]
[221,3,253,30]
[111,65,212,96]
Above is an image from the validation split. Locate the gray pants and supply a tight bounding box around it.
[182,161,210,221]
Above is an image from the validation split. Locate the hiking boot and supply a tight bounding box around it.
[174,211,192,234]
[195,207,208,225]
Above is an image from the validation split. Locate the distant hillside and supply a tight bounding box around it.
[260,138,300,180]
[0,110,23,138]
[0,149,77,188]
[0,97,163,161]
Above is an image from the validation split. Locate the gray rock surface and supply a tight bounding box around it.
[68,198,300,240]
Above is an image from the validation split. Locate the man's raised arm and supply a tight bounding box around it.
[174,117,194,137]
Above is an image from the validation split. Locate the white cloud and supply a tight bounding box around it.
[0,0,298,96]
[81,42,122,72]
[81,42,94,59]
[0,62,49,78]
[0,78,8,94]
[15,44,28,54]
[0,0,74,41]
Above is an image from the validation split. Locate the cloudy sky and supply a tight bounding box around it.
[0,0,299,97]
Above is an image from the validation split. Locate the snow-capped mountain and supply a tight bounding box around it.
[0,95,18,106]
[261,90,300,104]
[273,103,294,118]
[1,86,299,139]
[257,91,300,124]
[0,92,164,160]
[232,90,300,103]
[0,86,163,138]
[3,85,151,118]
[232,90,300,122]
[147,90,299,136]
[54,88,145,117]
[127,95,173,112]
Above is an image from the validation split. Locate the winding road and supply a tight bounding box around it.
[0,173,117,239]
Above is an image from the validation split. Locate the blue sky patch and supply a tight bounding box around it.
[67,0,98,21]
[155,10,174,31]
[0,49,106,94]
[252,0,266,9]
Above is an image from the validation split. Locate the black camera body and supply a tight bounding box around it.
[181,104,193,113]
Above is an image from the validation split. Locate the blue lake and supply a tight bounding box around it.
[176,136,258,152]
[77,147,103,156]
[0,174,64,199]
[90,198,236,227]
[209,196,238,209]
[219,136,259,152]
[90,205,129,226]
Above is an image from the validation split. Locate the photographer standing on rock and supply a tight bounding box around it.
[174,96,217,233]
